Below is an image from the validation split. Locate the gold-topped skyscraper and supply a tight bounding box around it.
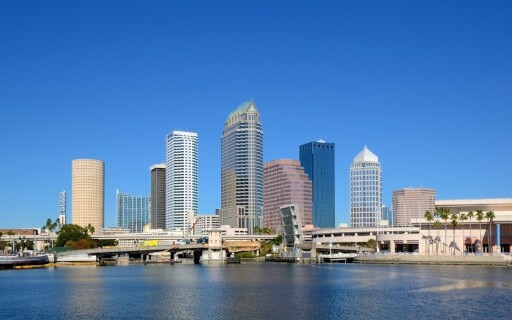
[72,159,105,231]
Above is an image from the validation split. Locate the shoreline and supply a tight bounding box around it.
[353,254,512,266]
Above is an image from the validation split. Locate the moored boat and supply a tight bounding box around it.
[0,255,50,269]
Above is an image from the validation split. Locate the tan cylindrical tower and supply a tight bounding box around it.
[72,159,104,231]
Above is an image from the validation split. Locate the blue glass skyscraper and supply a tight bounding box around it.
[116,190,151,233]
[299,140,335,228]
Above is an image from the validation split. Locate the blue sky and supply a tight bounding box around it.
[1,1,511,229]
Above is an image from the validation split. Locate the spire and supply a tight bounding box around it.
[225,99,259,123]
[353,146,378,162]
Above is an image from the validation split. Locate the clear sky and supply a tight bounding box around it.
[1,1,511,229]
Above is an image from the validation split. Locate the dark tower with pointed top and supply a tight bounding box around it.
[221,100,263,234]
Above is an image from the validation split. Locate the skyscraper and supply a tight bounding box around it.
[299,140,335,228]
[72,159,104,231]
[165,131,198,231]
[221,100,263,234]
[116,190,150,233]
[263,159,312,233]
[392,188,436,225]
[350,146,382,227]
[150,163,166,229]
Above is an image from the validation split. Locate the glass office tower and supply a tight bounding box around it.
[116,190,150,233]
[299,140,335,228]
[221,100,263,234]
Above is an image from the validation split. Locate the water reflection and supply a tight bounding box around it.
[1,263,512,319]
[417,278,512,292]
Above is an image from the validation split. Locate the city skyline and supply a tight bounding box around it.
[1,2,511,228]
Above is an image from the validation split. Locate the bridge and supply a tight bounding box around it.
[52,232,276,264]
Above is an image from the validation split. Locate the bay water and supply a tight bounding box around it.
[1,263,510,319]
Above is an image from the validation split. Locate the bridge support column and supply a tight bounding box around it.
[193,250,201,264]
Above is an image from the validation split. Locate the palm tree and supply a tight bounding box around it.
[86,224,95,235]
[467,210,474,252]
[476,209,485,253]
[437,207,450,255]
[424,211,434,255]
[486,211,496,254]
[450,213,458,255]
[43,218,58,249]
[433,220,442,255]
[459,213,467,253]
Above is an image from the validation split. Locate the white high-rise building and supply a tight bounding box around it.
[350,146,382,227]
[165,131,198,231]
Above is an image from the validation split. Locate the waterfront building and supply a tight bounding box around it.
[220,100,263,234]
[426,198,512,254]
[150,163,166,229]
[299,140,335,228]
[392,188,436,226]
[165,131,198,232]
[350,146,382,228]
[72,159,104,231]
[116,190,150,233]
[263,159,312,233]
[194,214,221,235]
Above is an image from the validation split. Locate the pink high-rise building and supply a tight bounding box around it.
[263,159,312,233]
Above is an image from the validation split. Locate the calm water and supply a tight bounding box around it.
[1,263,511,319]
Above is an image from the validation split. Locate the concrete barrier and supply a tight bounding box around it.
[353,254,512,266]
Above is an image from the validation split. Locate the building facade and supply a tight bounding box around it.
[165,131,198,231]
[150,163,166,229]
[392,188,436,226]
[263,159,312,233]
[72,159,105,231]
[350,146,382,228]
[194,214,221,235]
[221,100,263,234]
[299,140,335,228]
[116,190,151,233]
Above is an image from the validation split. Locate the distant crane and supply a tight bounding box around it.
[186,217,202,237]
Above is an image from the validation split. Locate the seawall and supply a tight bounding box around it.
[353,254,512,266]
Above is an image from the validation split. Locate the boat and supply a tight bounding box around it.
[0,255,50,269]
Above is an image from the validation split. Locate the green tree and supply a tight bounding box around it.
[43,218,58,233]
[450,213,458,255]
[86,224,95,235]
[366,239,377,250]
[7,230,14,236]
[437,207,450,255]
[467,210,474,252]
[433,219,442,255]
[476,209,485,253]
[43,218,59,249]
[96,239,118,247]
[486,211,496,254]
[459,213,467,253]
[55,224,91,247]
[424,211,434,255]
